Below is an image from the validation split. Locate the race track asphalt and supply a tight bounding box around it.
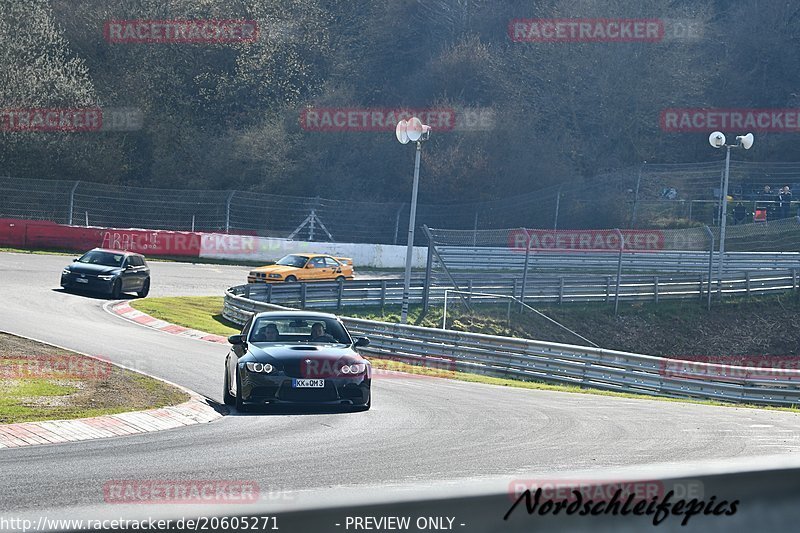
[1,251,800,524]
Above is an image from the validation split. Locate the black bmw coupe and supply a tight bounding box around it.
[223,311,371,412]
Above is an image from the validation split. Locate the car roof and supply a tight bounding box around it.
[90,248,144,257]
[253,310,339,320]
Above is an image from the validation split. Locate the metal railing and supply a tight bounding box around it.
[223,288,800,407]
[230,269,799,311]
[435,248,800,273]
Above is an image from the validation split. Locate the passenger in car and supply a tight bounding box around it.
[310,322,336,343]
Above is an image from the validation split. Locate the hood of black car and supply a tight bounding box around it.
[66,263,121,276]
[247,344,361,364]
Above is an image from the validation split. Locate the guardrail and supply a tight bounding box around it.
[231,269,799,310]
[435,248,800,273]
[224,287,800,408]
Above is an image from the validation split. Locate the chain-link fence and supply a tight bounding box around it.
[3,159,800,244]
[418,222,800,320]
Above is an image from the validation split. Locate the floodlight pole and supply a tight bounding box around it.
[717,145,732,287]
[400,141,422,324]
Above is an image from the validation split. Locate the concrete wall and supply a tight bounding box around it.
[199,233,427,268]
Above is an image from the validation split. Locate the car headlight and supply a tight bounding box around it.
[97,274,116,280]
[340,363,366,375]
[246,362,274,373]
[268,273,282,279]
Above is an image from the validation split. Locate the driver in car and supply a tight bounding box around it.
[310,322,336,343]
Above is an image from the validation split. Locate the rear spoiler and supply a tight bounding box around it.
[334,257,353,266]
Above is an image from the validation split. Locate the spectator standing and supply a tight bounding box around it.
[778,186,793,219]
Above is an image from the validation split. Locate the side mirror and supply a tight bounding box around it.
[228,334,245,345]
[354,337,370,347]
[73,258,78,262]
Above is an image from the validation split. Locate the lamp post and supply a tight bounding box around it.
[395,117,431,324]
[708,131,754,288]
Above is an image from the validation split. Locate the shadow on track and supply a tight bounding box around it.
[51,287,136,300]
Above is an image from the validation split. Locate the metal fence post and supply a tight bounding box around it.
[68,181,79,225]
[380,280,387,314]
[746,272,751,297]
[393,204,404,245]
[654,276,659,303]
[703,225,714,310]
[337,280,344,310]
[630,162,643,228]
[300,283,307,309]
[559,276,564,305]
[472,210,479,246]
[614,228,624,315]
[225,191,235,233]
[420,236,435,319]
[553,186,562,230]
[266,284,273,304]
[520,228,531,311]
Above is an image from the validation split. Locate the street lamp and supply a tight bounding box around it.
[709,131,754,287]
[395,117,431,324]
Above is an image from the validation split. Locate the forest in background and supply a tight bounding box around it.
[1,0,799,209]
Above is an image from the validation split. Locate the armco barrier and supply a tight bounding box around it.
[223,287,800,407]
[436,246,800,273]
[229,269,799,310]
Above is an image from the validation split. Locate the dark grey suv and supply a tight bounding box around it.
[60,248,151,298]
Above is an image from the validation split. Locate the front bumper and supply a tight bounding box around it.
[61,273,115,293]
[240,370,370,405]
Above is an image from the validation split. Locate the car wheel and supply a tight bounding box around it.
[335,276,346,283]
[137,278,150,298]
[223,364,236,406]
[285,275,297,283]
[235,370,247,412]
[110,279,122,299]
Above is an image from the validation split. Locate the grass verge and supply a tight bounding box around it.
[129,296,800,412]
[0,332,188,424]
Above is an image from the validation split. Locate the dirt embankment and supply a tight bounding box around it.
[434,294,800,360]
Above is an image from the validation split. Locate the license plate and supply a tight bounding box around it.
[293,379,324,388]
[75,278,88,284]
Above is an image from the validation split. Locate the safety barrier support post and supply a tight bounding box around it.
[614,228,624,316]
[520,228,531,312]
[654,276,659,304]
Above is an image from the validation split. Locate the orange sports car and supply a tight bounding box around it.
[247,254,354,283]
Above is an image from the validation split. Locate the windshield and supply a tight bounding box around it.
[77,250,124,267]
[275,255,309,268]
[249,316,351,345]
